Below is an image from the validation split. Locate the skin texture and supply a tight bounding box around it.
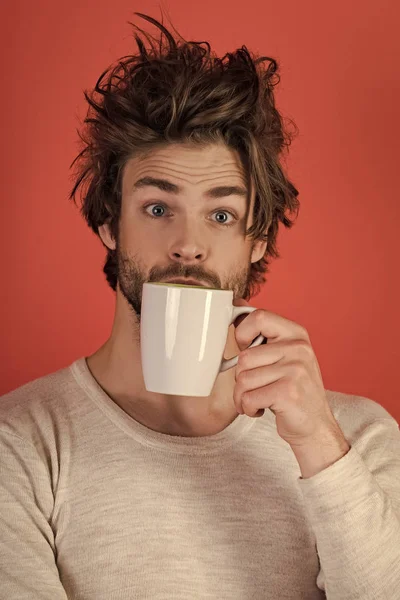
[232,296,350,477]
[86,141,268,437]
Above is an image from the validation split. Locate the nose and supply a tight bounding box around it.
[168,232,206,264]
[169,247,205,263]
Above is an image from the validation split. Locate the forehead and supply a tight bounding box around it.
[124,141,249,185]
[122,142,254,214]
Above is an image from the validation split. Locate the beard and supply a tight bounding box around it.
[115,240,254,324]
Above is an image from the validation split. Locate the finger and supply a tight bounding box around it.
[235,339,311,380]
[240,379,288,417]
[233,363,288,413]
[235,309,309,349]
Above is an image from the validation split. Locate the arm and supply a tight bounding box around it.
[0,430,68,599]
[296,418,400,600]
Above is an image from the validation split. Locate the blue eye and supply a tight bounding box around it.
[148,204,165,217]
[143,203,237,227]
[214,211,229,224]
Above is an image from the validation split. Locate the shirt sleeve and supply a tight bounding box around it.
[0,429,69,600]
[297,417,400,600]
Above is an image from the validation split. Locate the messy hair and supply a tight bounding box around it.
[69,12,300,299]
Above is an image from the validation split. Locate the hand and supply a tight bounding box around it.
[232,298,343,448]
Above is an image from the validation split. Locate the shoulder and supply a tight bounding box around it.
[326,389,397,422]
[0,360,84,443]
[325,388,399,442]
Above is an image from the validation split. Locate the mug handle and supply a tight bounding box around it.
[219,306,267,373]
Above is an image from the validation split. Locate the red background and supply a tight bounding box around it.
[1,0,399,422]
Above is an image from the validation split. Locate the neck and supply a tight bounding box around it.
[86,291,241,437]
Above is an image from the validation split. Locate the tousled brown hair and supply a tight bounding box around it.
[69,12,300,298]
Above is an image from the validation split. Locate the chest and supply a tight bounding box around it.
[53,451,324,599]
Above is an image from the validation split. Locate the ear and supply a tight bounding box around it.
[250,236,268,264]
[98,222,116,251]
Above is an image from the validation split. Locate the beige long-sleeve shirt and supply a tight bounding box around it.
[0,357,399,599]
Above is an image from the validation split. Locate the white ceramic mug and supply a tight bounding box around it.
[140,282,266,396]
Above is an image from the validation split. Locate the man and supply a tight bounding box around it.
[1,12,399,600]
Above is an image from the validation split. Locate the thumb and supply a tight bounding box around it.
[232,297,250,307]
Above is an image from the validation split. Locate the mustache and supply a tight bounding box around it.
[149,269,219,288]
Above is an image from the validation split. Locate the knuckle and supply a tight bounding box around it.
[236,369,249,386]
[288,361,308,380]
[300,326,311,342]
[254,309,264,323]
[286,380,299,400]
[281,374,298,397]
[241,391,251,406]
[238,349,249,365]
[295,339,312,357]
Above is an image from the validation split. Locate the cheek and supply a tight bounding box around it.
[118,210,146,244]
[215,239,247,263]
[119,222,166,265]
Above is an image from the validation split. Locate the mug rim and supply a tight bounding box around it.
[143,282,233,293]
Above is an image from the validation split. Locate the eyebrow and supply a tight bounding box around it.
[132,176,248,199]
